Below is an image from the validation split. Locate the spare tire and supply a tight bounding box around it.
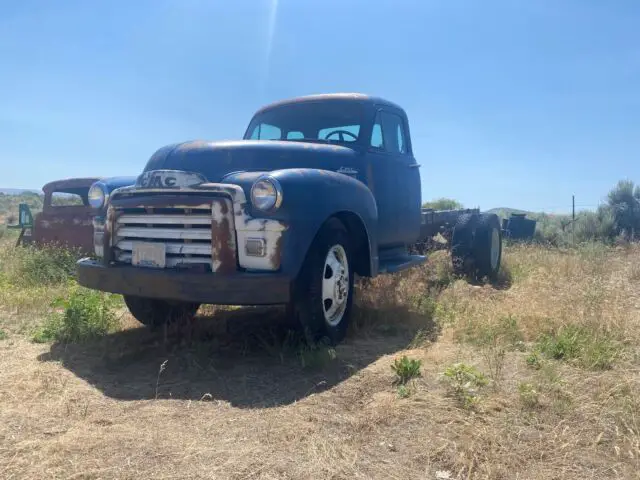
[473,213,502,280]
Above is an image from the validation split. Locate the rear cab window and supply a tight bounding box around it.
[246,101,365,145]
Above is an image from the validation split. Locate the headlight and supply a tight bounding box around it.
[251,177,283,212]
[88,182,108,209]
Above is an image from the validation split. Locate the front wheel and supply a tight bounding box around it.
[124,296,200,328]
[291,218,354,345]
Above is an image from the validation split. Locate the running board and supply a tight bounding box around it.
[378,254,427,274]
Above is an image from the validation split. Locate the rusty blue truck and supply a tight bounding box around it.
[77,93,503,344]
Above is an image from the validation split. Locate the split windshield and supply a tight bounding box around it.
[245,101,365,145]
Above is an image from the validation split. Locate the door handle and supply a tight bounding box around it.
[408,164,421,168]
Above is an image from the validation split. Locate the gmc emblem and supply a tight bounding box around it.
[136,170,207,189]
[140,175,177,188]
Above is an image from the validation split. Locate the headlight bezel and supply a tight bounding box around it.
[250,176,283,212]
[88,182,109,210]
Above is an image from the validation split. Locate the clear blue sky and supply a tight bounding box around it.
[1,0,638,213]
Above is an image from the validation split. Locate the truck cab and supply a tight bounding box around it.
[77,93,501,344]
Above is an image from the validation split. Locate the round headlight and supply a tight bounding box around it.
[88,183,108,209]
[251,177,282,212]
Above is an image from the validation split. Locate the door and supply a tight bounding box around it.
[364,108,421,248]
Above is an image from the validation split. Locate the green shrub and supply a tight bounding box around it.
[525,351,542,369]
[33,287,119,343]
[0,328,7,340]
[518,382,540,409]
[397,384,410,399]
[536,325,619,370]
[391,356,422,385]
[442,362,488,408]
[2,244,82,287]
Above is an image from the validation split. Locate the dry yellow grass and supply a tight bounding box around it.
[1,241,639,479]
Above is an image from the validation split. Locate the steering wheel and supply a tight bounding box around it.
[323,129,358,142]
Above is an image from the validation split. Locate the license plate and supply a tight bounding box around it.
[132,242,166,268]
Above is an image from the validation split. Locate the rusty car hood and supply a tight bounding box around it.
[143,140,360,183]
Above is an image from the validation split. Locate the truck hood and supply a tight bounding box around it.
[143,140,359,183]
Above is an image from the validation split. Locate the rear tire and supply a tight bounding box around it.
[473,213,502,280]
[451,213,477,276]
[124,296,200,328]
[291,218,354,345]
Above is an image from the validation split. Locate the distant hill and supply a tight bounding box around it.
[0,188,41,195]
[0,191,44,222]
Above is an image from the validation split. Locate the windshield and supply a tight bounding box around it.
[244,101,365,145]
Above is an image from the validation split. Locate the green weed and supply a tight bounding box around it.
[525,351,542,369]
[442,362,488,409]
[0,328,7,340]
[391,356,422,385]
[518,382,540,409]
[537,325,619,370]
[33,286,120,343]
[1,244,82,287]
[397,384,410,398]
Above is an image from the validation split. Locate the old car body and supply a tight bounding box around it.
[17,176,137,253]
[22,177,101,253]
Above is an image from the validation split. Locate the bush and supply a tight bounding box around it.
[33,287,120,343]
[518,382,540,409]
[391,356,422,385]
[0,244,82,287]
[422,198,463,210]
[442,363,488,408]
[536,325,620,370]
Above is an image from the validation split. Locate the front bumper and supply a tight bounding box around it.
[76,258,291,305]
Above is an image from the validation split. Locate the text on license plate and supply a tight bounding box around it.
[132,242,166,268]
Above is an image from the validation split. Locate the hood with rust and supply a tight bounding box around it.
[143,140,360,183]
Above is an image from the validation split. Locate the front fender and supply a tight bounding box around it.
[224,168,378,278]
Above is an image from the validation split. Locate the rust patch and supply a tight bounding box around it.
[269,233,283,270]
[103,206,117,265]
[211,199,237,275]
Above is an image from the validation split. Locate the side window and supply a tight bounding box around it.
[380,112,408,154]
[250,123,282,140]
[370,112,384,149]
[397,124,406,154]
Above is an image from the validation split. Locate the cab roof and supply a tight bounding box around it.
[255,93,404,115]
[42,177,101,193]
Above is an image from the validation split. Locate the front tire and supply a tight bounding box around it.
[292,218,354,345]
[124,296,200,328]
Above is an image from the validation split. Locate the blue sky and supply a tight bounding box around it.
[1,0,638,213]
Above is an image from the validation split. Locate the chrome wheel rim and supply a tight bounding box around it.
[322,244,349,326]
[490,227,500,271]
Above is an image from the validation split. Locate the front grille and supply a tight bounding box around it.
[113,205,214,269]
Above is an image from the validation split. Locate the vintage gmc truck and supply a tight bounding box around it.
[77,93,502,344]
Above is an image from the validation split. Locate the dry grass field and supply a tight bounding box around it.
[0,232,639,479]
